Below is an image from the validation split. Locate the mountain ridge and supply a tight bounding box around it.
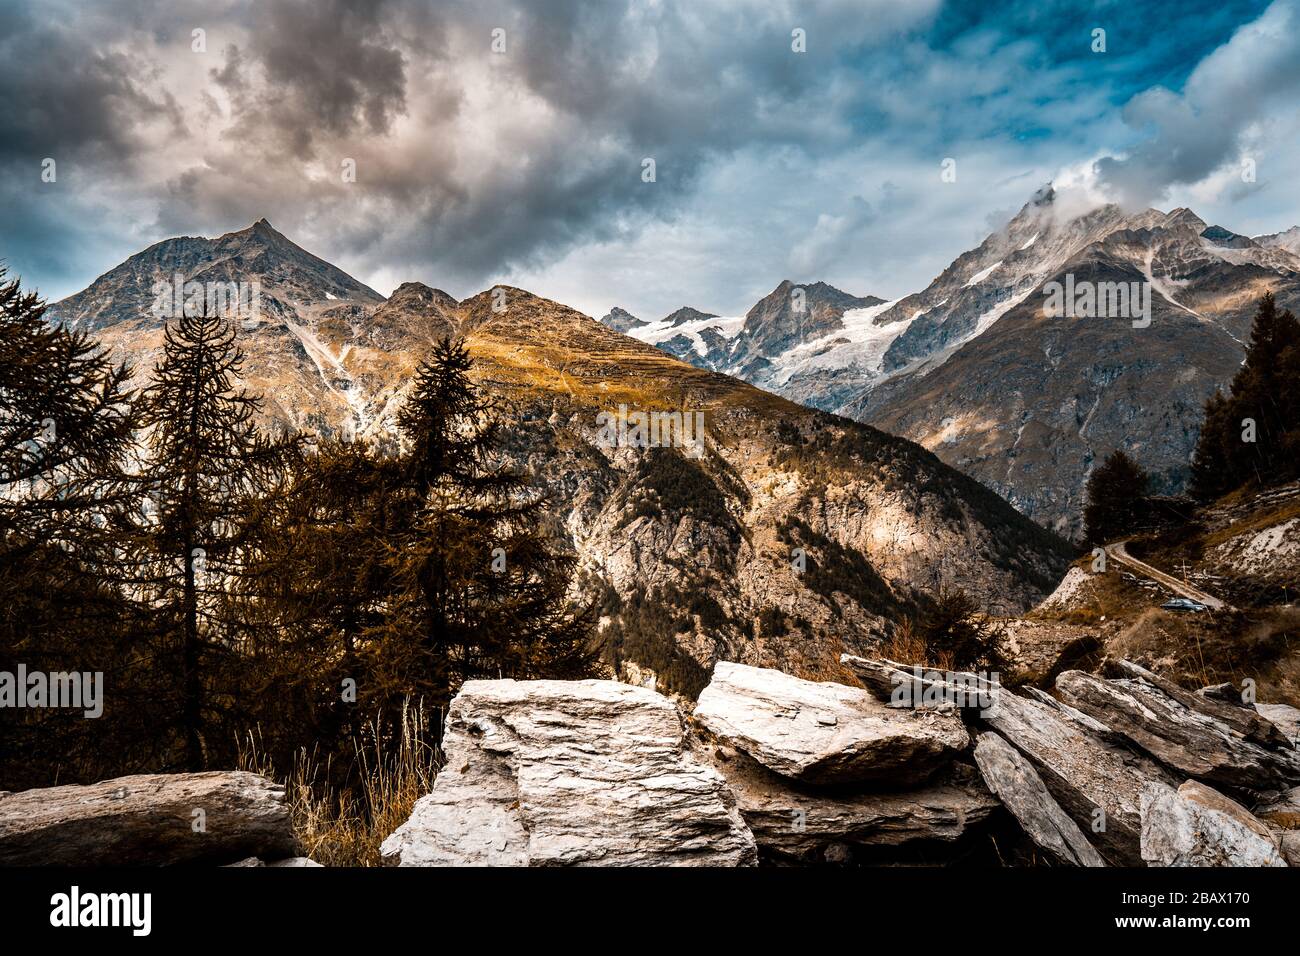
[47,222,1071,695]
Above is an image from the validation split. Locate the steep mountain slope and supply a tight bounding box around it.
[49,220,389,435]
[49,223,1071,696]
[844,189,1300,536]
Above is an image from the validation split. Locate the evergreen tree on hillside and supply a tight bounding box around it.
[0,269,136,542]
[1084,449,1149,544]
[0,269,145,787]
[234,438,400,767]
[1191,292,1300,498]
[117,308,298,770]
[373,338,596,710]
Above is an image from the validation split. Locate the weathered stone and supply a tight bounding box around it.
[1103,660,1291,749]
[0,772,298,866]
[840,655,987,707]
[1254,786,1300,866]
[972,733,1106,867]
[1141,781,1286,867]
[1056,665,1300,790]
[693,661,969,786]
[380,678,756,866]
[692,739,998,862]
[844,655,1174,865]
[979,694,1167,864]
[1198,682,1250,707]
[1256,703,1300,749]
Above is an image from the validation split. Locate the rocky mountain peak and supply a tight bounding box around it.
[665,306,719,327]
[599,306,647,333]
[1256,225,1300,257]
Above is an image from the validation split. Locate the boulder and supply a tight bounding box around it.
[380,678,756,866]
[1105,661,1289,749]
[1253,786,1300,866]
[1256,703,1300,749]
[972,733,1106,867]
[0,772,299,866]
[840,655,995,710]
[844,654,1174,865]
[692,740,998,862]
[1055,664,1300,790]
[1141,781,1286,867]
[693,661,969,786]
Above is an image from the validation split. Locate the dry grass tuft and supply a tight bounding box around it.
[239,700,442,867]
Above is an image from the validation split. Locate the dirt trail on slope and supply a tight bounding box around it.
[1105,541,1228,610]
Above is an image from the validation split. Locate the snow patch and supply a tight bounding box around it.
[767,299,913,385]
[964,260,1002,287]
[628,313,745,358]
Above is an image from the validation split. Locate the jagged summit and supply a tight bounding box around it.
[599,306,647,333]
[665,306,719,327]
[1256,225,1300,257]
[49,218,383,333]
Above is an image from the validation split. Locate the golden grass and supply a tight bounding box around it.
[238,700,442,867]
[877,618,957,671]
[1108,606,1300,707]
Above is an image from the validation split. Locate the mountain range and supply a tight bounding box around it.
[603,185,1300,535]
[47,220,1071,697]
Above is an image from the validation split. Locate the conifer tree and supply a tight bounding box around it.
[1190,292,1300,498]
[233,437,399,768]
[374,337,596,710]
[0,269,143,787]
[1083,449,1149,544]
[118,307,298,770]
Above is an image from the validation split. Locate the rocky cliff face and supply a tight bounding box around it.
[49,223,1071,698]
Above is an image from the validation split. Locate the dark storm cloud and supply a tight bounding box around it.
[140,0,935,289]
[2,0,1299,310]
[0,4,181,164]
[226,0,411,148]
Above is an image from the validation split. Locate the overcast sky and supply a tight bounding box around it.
[4,0,1300,320]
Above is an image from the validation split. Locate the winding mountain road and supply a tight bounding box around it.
[1105,541,1228,610]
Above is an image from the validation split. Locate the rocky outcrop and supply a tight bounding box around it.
[380,679,756,867]
[1141,781,1286,867]
[1055,662,1300,790]
[692,662,969,786]
[693,742,997,863]
[374,656,1300,869]
[1257,703,1300,749]
[0,772,300,866]
[978,683,1174,866]
[842,654,1175,865]
[972,733,1106,866]
[1254,786,1300,866]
